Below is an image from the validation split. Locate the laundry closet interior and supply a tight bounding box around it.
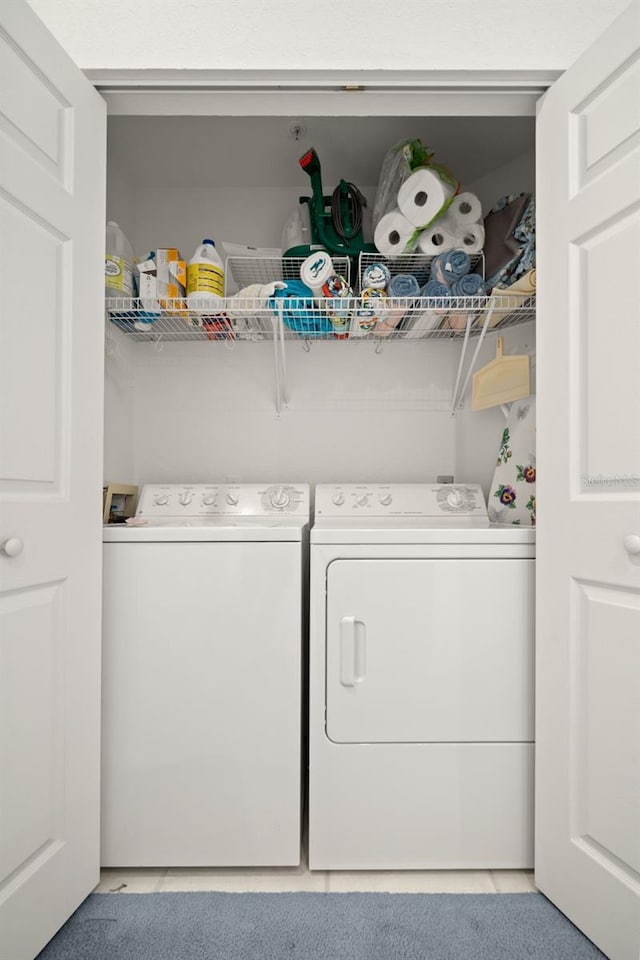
[103,100,537,493]
[100,87,539,872]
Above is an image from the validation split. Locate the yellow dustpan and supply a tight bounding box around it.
[472,336,530,410]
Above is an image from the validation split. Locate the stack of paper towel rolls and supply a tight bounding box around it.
[374,167,457,257]
[373,163,484,260]
[417,193,484,256]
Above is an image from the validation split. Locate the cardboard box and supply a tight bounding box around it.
[103,483,138,524]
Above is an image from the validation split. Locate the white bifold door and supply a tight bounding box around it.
[0,2,106,959]
[536,2,640,959]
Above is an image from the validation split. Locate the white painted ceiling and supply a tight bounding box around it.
[29,0,631,72]
[108,115,535,190]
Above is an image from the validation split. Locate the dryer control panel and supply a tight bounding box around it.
[135,483,309,518]
[314,483,488,520]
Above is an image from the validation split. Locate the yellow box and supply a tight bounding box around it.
[159,260,187,314]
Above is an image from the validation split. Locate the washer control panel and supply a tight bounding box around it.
[314,484,488,520]
[135,483,309,518]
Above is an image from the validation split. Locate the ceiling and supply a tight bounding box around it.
[108,115,536,191]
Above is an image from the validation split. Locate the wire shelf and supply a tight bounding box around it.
[106,295,535,343]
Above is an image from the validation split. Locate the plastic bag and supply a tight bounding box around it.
[372,139,460,254]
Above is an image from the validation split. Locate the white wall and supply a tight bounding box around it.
[26,0,631,72]
[467,151,536,218]
[126,339,458,485]
[131,186,357,259]
[106,319,535,496]
[103,327,136,485]
[454,320,536,493]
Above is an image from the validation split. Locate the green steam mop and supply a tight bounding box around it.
[283,147,377,259]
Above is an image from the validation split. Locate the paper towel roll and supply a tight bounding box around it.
[374,210,414,257]
[458,221,485,255]
[397,169,455,229]
[417,224,456,255]
[446,192,482,226]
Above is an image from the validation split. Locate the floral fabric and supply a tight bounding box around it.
[488,397,536,526]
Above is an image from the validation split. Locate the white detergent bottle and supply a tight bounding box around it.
[187,239,225,311]
[105,221,135,300]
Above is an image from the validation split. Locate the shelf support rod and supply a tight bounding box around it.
[272,302,288,417]
[278,305,289,406]
[450,315,473,413]
[450,300,496,413]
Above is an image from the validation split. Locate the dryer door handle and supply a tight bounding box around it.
[340,616,366,686]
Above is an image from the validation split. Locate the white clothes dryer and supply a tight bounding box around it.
[101,483,309,867]
[308,483,535,871]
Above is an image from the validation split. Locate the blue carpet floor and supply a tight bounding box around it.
[36,891,606,960]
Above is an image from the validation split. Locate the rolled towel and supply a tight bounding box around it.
[430,249,471,285]
[397,168,456,228]
[268,279,333,337]
[416,223,457,255]
[446,192,482,226]
[375,306,406,337]
[374,209,414,257]
[362,262,391,290]
[400,309,442,337]
[350,288,388,337]
[228,281,286,339]
[422,279,451,298]
[387,274,421,298]
[451,273,486,297]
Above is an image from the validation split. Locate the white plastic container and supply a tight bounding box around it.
[281,205,311,253]
[300,251,334,300]
[105,221,134,299]
[187,239,224,310]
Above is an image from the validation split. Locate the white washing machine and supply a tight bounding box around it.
[102,482,309,867]
[308,483,535,871]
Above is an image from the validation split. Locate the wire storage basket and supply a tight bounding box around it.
[225,255,352,293]
[358,251,485,291]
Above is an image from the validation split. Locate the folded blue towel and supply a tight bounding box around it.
[451,273,486,296]
[421,280,451,298]
[430,249,471,285]
[388,274,421,298]
[268,280,333,337]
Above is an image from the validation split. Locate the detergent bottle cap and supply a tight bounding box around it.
[203,238,215,246]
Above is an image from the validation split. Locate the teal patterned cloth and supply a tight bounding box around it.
[489,397,536,526]
[484,194,536,290]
